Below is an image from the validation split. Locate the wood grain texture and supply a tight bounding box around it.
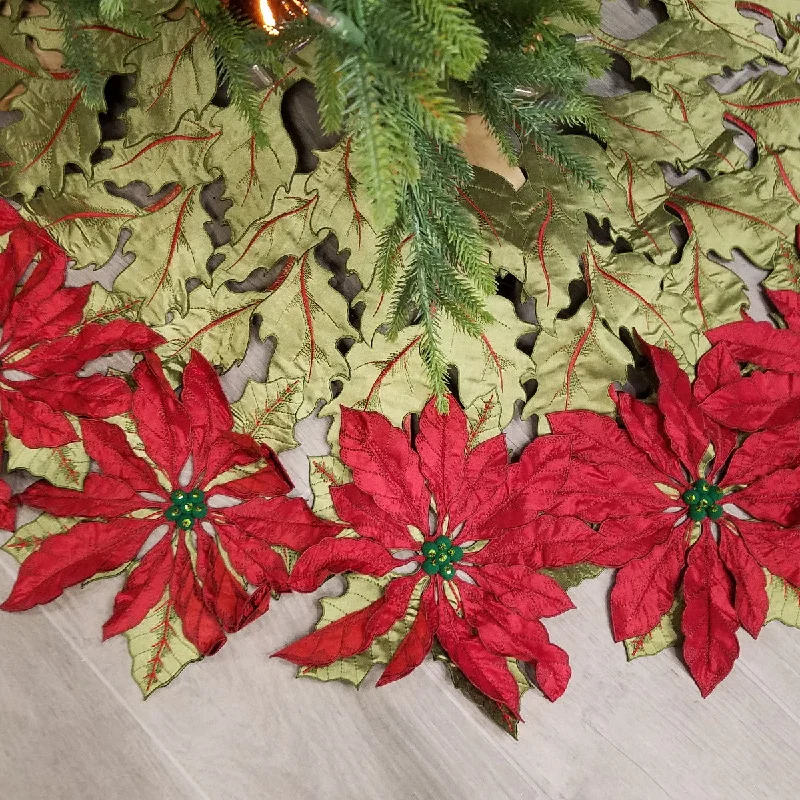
[2,2,799,798]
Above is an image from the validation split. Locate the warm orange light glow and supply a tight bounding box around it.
[259,0,280,33]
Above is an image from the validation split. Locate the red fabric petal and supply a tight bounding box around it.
[735,519,800,587]
[734,468,800,527]
[275,574,419,667]
[3,274,82,353]
[473,601,571,701]
[131,353,191,486]
[437,599,522,717]
[180,351,240,478]
[12,320,165,377]
[214,519,290,590]
[0,479,16,531]
[594,512,682,568]
[339,407,429,531]
[206,455,291,500]
[551,462,670,524]
[170,534,226,656]
[21,474,149,518]
[706,318,800,373]
[330,482,419,550]
[290,537,407,592]
[767,289,800,330]
[470,563,574,618]
[450,434,510,526]
[195,530,255,633]
[16,374,132,418]
[376,582,437,686]
[0,390,78,448]
[219,496,344,552]
[693,343,743,402]
[467,436,571,537]
[548,409,663,477]
[80,419,162,493]
[229,585,274,632]
[724,421,800,485]
[1,517,158,611]
[703,371,800,431]
[0,221,46,321]
[643,341,709,474]
[718,525,768,639]
[682,527,740,697]
[693,345,740,472]
[415,395,469,519]
[471,515,601,570]
[610,521,689,641]
[613,390,684,481]
[102,536,173,640]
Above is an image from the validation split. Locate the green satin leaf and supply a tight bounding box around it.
[544,563,604,591]
[524,300,633,422]
[307,455,351,521]
[23,172,139,269]
[231,377,305,453]
[124,587,201,698]
[205,82,298,240]
[624,597,682,660]
[0,77,101,200]
[5,427,89,490]
[122,11,217,147]
[2,513,79,564]
[97,106,220,190]
[327,295,533,451]
[765,570,800,630]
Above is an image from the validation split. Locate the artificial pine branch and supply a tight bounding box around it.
[30,0,607,403]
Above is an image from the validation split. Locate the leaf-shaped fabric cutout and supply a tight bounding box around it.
[96,107,220,189]
[595,21,757,94]
[308,455,351,521]
[764,569,800,629]
[0,16,39,100]
[305,139,380,285]
[326,295,532,449]
[124,588,202,697]
[122,11,217,147]
[2,512,79,564]
[0,77,100,199]
[5,430,90,490]
[624,597,682,660]
[524,301,633,420]
[231,377,304,453]
[662,0,786,60]
[118,185,213,324]
[23,173,139,271]
[205,78,298,240]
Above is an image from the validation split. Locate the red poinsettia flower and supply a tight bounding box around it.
[702,289,800,431]
[550,340,800,696]
[0,200,162,529]
[3,351,341,660]
[276,397,604,717]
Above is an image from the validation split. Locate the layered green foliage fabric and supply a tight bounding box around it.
[2,0,800,716]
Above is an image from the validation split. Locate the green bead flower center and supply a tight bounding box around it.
[165,488,207,530]
[421,536,463,580]
[682,479,724,521]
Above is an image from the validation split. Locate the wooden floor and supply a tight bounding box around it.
[2,2,798,798]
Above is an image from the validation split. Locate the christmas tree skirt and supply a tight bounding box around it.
[3,0,800,761]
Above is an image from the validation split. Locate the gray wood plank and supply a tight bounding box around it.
[0,567,206,800]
